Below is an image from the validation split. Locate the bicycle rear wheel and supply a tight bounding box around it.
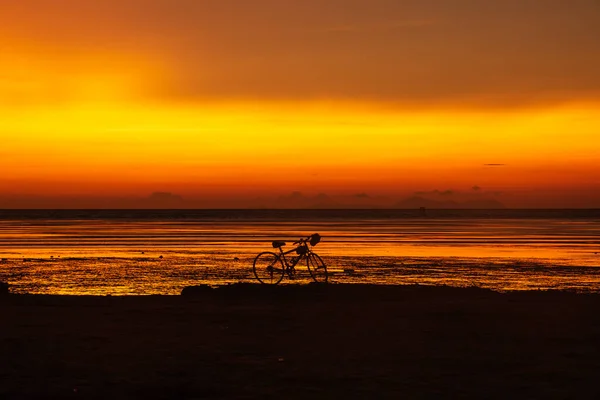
[306,252,328,283]
[253,251,285,285]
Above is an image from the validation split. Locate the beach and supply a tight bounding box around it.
[2,284,600,399]
[2,209,600,295]
[2,210,600,398]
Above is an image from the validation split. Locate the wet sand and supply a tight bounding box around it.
[2,284,600,399]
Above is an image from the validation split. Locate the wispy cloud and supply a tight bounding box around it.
[323,19,437,33]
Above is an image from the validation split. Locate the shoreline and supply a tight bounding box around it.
[3,282,600,298]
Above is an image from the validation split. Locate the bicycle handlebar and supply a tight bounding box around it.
[293,235,312,245]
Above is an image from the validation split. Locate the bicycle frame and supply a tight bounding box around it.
[276,243,311,272]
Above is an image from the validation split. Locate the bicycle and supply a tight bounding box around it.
[253,233,328,285]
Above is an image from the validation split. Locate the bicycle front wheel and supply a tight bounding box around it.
[253,251,285,285]
[306,252,328,283]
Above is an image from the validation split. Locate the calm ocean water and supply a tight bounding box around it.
[1,209,599,295]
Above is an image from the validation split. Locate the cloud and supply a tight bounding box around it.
[2,0,600,107]
[144,192,184,206]
[484,164,507,167]
[415,189,455,196]
[323,19,436,33]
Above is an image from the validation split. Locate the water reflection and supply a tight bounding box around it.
[0,215,599,294]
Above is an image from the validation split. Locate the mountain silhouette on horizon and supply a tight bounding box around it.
[395,196,505,209]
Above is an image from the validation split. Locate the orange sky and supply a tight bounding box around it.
[1,0,600,208]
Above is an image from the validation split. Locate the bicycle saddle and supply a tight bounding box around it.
[272,241,286,248]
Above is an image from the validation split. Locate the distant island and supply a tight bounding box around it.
[395,196,504,209]
[0,191,506,209]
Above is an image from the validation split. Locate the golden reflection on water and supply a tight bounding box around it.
[0,217,599,294]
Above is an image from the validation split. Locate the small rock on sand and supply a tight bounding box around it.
[181,285,213,297]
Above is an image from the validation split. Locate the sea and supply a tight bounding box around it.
[1,209,599,295]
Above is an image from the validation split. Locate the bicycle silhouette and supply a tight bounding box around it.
[253,233,328,285]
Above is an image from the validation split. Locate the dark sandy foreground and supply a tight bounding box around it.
[2,284,600,399]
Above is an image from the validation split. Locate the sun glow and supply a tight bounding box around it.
[1,41,600,205]
[3,97,600,195]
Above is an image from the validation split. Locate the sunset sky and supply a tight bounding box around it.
[1,0,600,208]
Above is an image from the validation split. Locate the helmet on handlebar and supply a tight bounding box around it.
[309,233,321,246]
